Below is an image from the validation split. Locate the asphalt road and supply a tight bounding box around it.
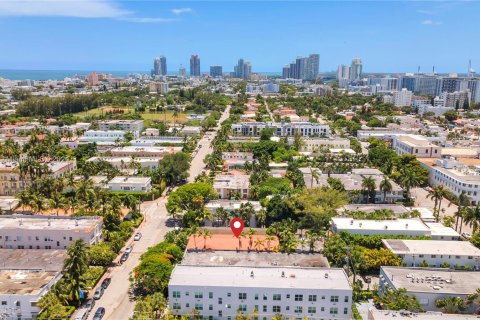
[82,106,230,320]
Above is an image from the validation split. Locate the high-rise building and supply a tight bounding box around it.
[282,54,319,81]
[209,66,223,78]
[87,71,99,86]
[337,65,350,80]
[189,55,201,77]
[349,58,363,81]
[179,65,186,78]
[153,56,167,76]
[234,59,251,80]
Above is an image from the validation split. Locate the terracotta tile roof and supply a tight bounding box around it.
[186,232,279,252]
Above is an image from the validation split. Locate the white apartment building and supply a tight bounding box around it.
[222,152,254,168]
[87,156,162,171]
[130,136,184,146]
[383,239,480,269]
[97,120,144,134]
[213,174,250,199]
[0,270,62,320]
[0,215,103,249]
[231,122,330,137]
[393,135,441,158]
[331,218,459,240]
[107,176,152,193]
[79,130,125,144]
[110,146,179,157]
[288,137,350,152]
[168,265,352,320]
[379,267,480,312]
[393,88,413,107]
[419,158,480,205]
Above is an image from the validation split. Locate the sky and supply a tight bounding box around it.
[0,0,479,73]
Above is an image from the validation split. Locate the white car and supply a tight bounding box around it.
[462,232,472,239]
[124,246,133,254]
[134,233,142,241]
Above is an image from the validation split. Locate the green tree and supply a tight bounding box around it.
[435,296,466,314]
[374,288,422,312]
[63,240,88,304]
[379,177,393,203]
[361,176,376,204]
[88,243,117,266]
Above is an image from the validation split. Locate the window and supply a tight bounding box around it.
[320,307,324,312]
[344,296,349,303]
[262,305,267,312]
[209,305,213,311]
[344,307,349,314]
[227,292,231,297]
[172,303,181,310]
[172,291,181,298]
[218,311,222,317]
[330,307,338,315]
[195,304,203,311]
[286,294,290,299]
[263,294,267,301]
[185,292,189,296]
[185,303,189,308]
[15,301,20,307]
[321,295,325,300]
[1,301,6,306]
[294,294,303,301]
[308,307,316,314]
[209,292,213,299]
[218,298,222,305]
[294,306,303,313]
[194,292,203,299]
[254,294,259,300]
[308,295,317,302]
[272,306,281,313]
[238,305,247,312]
[273,294,281,301]
[239,293,247,300]
[226,304,231,309]
[330,296,339,302]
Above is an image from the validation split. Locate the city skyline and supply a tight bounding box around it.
[1,1,479,73]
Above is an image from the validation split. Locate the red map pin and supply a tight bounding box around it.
[230,218,244,238]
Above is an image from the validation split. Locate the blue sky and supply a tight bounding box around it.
[0,1,479,73]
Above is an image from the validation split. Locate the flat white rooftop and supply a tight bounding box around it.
[108,176,151,184]
[0,215,101,231]
[170,266,350,290]
[383,239,480,256]
[332,218,430,232]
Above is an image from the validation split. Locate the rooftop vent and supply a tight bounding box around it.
[281,271,285,278]
[324,273,329,278]
[250,271,254,278]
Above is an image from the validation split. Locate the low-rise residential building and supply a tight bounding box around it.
[213,174,250,199]
[0,270,62,319]
[168,265,352,319]
[301,168,404,203]
[0,160,76,196]
[379,267,480,312]
[107,176,152,193]
[331,218,459,240]
[288,137,350,152]
[0,215,103,249]
[79,130,125,144]
[222,152,254,168]
[110,146,179,157]
[130,136,185,146]
[231,122,331,137]
[419,158,480,205]
[97,120,144,134]
[393,135,441,158]
[382,239,480,269]
[87,156,162,171]
[179,126,202,137]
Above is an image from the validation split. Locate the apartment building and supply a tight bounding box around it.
[231,122,331,137]
[110,146,179,157]
[288,137,350,152]
[87,156,163,171]
[222,152,254,168]
[168,266,352,320]
[383,239,480,269]
[393,135,441,158]
[107,176,152,193]
[419,158,480,205]
[0,270,62,320]
[79,130,125,144]
[379,267,480,312]
[97,120,144,134]
[0,215,103,249]
[213,174,250,199]
[0,160,76,196]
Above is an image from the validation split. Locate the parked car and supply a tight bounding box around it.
[93,307,105,320]
[74,308,89,320]
[124,246,133,254]
[93,287,104,300]
[462,232,472,239]
[85,299,95,312]
[120,252,129,263]
[101,278,111,289]
[134,233,142,241]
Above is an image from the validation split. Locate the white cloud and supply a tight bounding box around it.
[171,8,193,15]
[0,0,173,23]
[417,9,436,15]
[421,19,443,25]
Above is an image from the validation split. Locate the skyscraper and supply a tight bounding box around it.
[306,54,320,81]
[282,54,319,81]
[234,59,251,80]
[210,66,223,78]
[337,64,350,80]
[349,58,363,81]
[153,56,167,76]
[179,65,186,78]
[190,55,201,77]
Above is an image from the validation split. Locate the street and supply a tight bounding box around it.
[84,105,230,320]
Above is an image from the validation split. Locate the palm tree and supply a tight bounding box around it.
[199,229,212,250]
[452,192,471,232]
[427,185,451,222]
[265,235,275,251]
[435,296,466,314]
[361,176,376,204]
[216,207,229,227]
[246,228,257,250]
[466,288,480,314]
[379,177,393,204]
[253,238,265,251]
[305,230,320,253]
[63,240,88,305]
[463,205,480,233]
[255,209,267,228]
[309,167,320,188]
[399,169,422,202]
